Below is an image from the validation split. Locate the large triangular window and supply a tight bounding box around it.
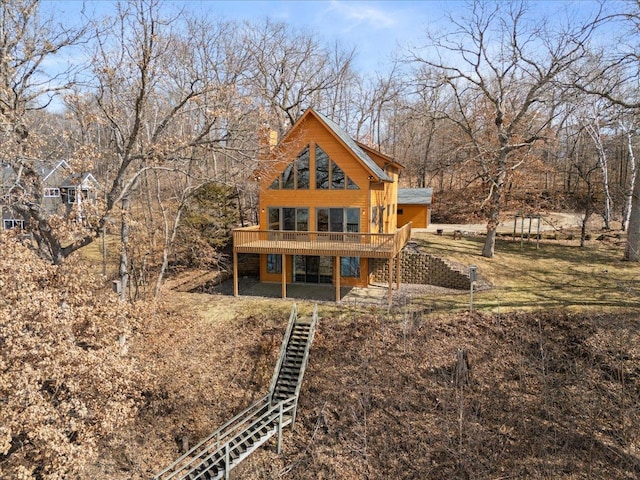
[268,145,310,190]
[315,145,359,190]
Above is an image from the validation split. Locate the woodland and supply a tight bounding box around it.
[1,0,640,478]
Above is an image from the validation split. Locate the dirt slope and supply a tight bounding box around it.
[119,301,640,479]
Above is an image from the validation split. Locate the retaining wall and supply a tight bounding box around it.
[370,242,471,290]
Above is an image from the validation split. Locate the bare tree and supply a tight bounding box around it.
[568,2,640,259]
[409,0,603,257]
[242,19,356,133]
[581,101,613,230]
[0,0,89,262]
[619,117,638,231]
[77,1,261,298]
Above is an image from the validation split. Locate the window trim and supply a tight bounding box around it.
[316,207,360,233]
[44,187,61,197]
[3,219,24,230]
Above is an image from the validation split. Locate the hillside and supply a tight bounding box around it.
[3,231,640,479]
[110,295,640,479]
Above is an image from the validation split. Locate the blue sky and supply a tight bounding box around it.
[46,0,457,74]
[204,0,447,72]
[43,0,619,80]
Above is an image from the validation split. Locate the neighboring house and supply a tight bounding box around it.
[1,160,100,230]
[232,108,412,303]
[397,188,433,229]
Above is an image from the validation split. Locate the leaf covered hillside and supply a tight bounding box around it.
[0,234,148,479]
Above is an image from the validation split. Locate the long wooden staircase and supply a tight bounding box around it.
[153,304,318,480]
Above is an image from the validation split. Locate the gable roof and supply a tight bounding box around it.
[296,109,393,183]
[398,188,433,205]
[356,141,404,170]
[37,160,70,182]
[61,172,100,189]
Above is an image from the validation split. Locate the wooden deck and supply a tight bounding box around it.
[233,223,411,259]
[232,223,411,304]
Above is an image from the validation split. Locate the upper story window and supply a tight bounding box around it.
[61,187,90,204]
[44,188,60,197]
[316,207,360,232]
[269,145,310,190]
[315,145,359,190]
[3,219,24,230]
[268,207,309,231]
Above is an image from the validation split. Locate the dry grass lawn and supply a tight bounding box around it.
[408,231,640,314]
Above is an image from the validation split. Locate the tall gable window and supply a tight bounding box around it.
[269,145,310,190]
[315,145,359,190]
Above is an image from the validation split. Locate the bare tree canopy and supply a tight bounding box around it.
[0,0,89,262]
[408,0,604,257]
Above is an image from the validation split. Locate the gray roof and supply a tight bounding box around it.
[61,172,100,188]
[398,188,433,205]
[313,110,392,182]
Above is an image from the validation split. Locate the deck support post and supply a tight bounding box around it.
[281,254,287,299]
[277,402,284,454]
[396,251,402,290]
[388,256,394,305]
[334,256,341,302]
[233,251,239,297]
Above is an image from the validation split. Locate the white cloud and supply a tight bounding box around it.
[323,0,400,31]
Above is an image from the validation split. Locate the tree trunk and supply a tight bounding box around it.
[598,148,612,230]
[624,164,640,261]
[580,206,591,248]
[622,128,636,231]
[119,197,131,302]
[482,154,507,258]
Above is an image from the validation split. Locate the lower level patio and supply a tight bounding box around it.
[201,276,459,307]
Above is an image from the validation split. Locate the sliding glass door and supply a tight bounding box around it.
[294,255,333,284]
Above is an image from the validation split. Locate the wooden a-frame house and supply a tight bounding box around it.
[232,108,412,303]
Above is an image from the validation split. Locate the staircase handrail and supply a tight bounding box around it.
[154,302,317,480]
[268,303,298,400]
[173,396,298,480]
[153,394,271,479]
[292,304,318,406]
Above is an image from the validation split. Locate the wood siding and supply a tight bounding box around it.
[235,109,409,295]
[258,115,373,233]
[398,204,430,229]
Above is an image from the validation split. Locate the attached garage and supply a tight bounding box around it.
[397,188,433,228]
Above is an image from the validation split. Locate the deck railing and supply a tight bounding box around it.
[233,223,411,259]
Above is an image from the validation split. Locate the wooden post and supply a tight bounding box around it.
[454,348,470,387]
[395,251,401,290]
[277,402,284,454]
[334,256,341,302]
[281,254,287,299]
[388,256,394,305]
[233,251,239,297]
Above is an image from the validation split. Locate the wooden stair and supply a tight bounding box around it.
[153,304,317,480]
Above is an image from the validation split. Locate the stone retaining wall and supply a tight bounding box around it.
[370,242,471,290]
